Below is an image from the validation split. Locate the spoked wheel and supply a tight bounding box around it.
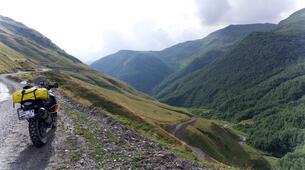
[29,118,47,147]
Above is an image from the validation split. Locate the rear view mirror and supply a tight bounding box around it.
[20,81,27,85]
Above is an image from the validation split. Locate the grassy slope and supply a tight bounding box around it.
[0,42,36,73]
[92,50,173,94]
[40,71,200,159]
[181,118,274,169]
[0,15,87,72]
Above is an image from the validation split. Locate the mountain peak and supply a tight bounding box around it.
[206,23,276,40]
[116,50,139,54]
[0,15,84,71]
[0,15,13,22]
[276,8,305,34]
[289,8,305,17]
[0,15,26,28]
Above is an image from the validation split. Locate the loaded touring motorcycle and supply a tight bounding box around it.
[12,76,59,147]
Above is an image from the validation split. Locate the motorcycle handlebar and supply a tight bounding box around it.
[47,83,59,90]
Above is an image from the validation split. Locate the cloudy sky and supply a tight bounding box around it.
[0,0,305,63]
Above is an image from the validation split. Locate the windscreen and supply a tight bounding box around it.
[33,76,49,87]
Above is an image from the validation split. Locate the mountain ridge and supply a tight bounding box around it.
[92,23,276,94]
[0,15,85,73]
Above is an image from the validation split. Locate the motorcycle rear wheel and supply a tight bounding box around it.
[29,118,47,147]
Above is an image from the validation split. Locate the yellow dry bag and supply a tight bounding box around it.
[12,87,48,103]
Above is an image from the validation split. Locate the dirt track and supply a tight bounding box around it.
[0,74,55,169]
[169,117,197,137]
[0,73,93,170]
[168,117,216,163]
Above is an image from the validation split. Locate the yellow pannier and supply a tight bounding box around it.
[12,87,48,103]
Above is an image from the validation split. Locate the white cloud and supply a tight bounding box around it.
[195,0,300,25]
[0,0,304,63]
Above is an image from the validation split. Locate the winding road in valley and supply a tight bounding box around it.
[169,117,197,137]
[168,117,217,163]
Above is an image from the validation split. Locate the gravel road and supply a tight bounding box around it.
[0,73,81,170]
[0,74,56,170]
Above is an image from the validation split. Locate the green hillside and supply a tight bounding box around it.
[0,42,36,73]
[275,8,305,34]
[0,15,87,72]
[276,144,305,169]
[92,24,275,94]
[183,118,274,169]
[91,50,172,94]
[157,23,275,70]
[156,9,305,160]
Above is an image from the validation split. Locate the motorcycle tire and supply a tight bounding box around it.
[29,118,47,147]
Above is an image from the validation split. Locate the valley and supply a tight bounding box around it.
[91,8,305,169]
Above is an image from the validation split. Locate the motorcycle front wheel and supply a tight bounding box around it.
[29,117,47,147]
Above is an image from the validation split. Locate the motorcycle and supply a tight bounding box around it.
[12,76,59,147]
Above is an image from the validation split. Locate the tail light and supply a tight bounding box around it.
[50,104,60,112]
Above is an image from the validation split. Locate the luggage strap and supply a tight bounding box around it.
[21,88,38,104]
